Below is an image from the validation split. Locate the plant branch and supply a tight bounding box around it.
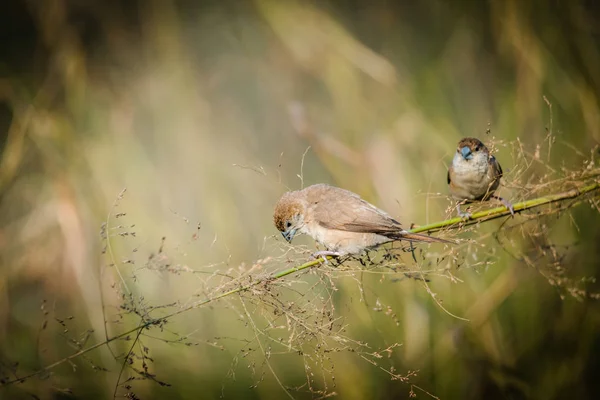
[412,180,600,233]
[2,180,599,387]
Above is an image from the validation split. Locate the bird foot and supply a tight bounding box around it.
[456,205,472,220]
[458,211,472,219]
[493,195,515,217]
[311,250,343,264]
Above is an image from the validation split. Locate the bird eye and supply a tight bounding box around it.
[285,221,292,229]
[475,146,480,152]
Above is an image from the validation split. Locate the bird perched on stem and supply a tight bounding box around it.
[447,137,514,218]
[273,184,452,260]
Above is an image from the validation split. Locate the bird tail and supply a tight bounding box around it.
[396,231,455,244]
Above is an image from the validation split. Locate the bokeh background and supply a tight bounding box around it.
[1,0,600,399]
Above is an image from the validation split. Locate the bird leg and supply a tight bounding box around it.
[492,195,515,217]
[311,250,343,264]
[456,203,472,219]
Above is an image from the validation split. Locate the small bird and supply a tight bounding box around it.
[273,184,451,259]
[447,137,514,218]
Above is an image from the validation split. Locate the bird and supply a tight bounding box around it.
[273,183,452,259]
[447,137,514,218]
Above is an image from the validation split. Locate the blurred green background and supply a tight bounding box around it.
[1,0,600,399]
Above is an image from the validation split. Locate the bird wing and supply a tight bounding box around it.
[447,165,453,184]
[490,155,503,178]
[307,185,403,234]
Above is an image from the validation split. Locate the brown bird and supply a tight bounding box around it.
[447,137,514,218]
[273,184,452,259]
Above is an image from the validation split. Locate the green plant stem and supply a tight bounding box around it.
[412,181,600,233]
[2,180,599,387]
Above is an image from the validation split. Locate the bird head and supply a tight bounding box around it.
[455,137,490,163]
[273,193,306,243]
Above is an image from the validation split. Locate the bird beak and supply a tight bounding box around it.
[460,146,472,160]
[282,229,297,243]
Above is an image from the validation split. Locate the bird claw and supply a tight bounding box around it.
[493,195,515,218]
[456,205,472,220]
[311,250,342,264]
[458,211,472,220]
[507,204,515,217]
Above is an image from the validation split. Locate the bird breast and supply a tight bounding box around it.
[450,153,496,200]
